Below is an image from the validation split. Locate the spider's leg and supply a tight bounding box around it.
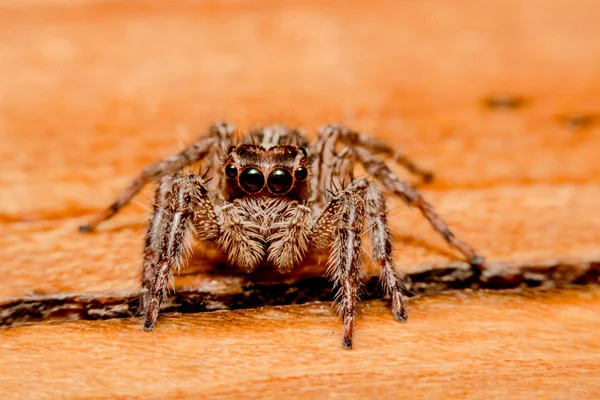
[314,145,354,207]
[309,125,342,204]
[352,131,434,183]
[330,146,356,188]
[315,124,434,185]
[356,179,409,321]
[79,122,234,232]
[142,173,221,329]
[140,175,174,311]
[310,186,366,349]
[391,151,434,183]
[242,125,310,147]
[355,147,484,266]
[310,143,356,210]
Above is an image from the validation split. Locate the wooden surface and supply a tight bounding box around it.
[1,0,600,398]
[2,289,600,399]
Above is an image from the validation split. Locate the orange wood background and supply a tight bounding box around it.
[1,0,600,398]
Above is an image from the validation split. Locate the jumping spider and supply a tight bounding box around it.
[80,123,484,349]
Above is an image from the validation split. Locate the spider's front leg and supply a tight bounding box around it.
[357,179,409,322]
[311,186,366,349]
[79,122,233,232]
[142,173,220,330]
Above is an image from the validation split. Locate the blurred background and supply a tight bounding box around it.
[2,0,599,216]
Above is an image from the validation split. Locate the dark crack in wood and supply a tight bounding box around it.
[1,257,599,328]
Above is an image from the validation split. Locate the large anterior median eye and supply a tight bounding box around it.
[239,167,265,193]
[267,168,293,194]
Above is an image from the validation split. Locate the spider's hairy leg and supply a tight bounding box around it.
[143,173,221,330]
[326,146,355,195]
[392,151,434,183]
[309,124,341,203]
[315,124,434,186]
[355,147,485,266]
[141,176,173,311]
[79,122,234,233]
[357,179,409,321]
[243,125,311,147]
[311,188,366,349]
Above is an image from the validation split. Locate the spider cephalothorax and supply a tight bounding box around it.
[222,144,311,201]
[80,123,483,349]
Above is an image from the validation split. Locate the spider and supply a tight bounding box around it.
[80,122,484,349]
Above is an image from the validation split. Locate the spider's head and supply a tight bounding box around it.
[222,144,310,201]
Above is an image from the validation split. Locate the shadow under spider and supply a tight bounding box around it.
[175,229,460,286]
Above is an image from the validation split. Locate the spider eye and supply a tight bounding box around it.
[267,169,293,194]
[294,167,308,181]
[239,168,265,193]
[225,164,238,178]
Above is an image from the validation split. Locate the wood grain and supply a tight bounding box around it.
[1,0,600,398]
[2,290,600,399]
[2,256,599,328]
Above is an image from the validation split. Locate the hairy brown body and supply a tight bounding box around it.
[80,123,483,349]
